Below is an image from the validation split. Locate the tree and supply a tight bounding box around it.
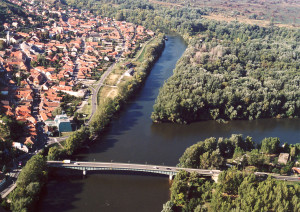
[0,40,6,51]
[260,137,280,154]
[52,106,63,117]
[217,167,245,195]
[47,146,66,161]
[116,11,125,21]
[162,201,175,212]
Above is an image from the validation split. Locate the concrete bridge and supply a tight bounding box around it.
[47,161,221,181]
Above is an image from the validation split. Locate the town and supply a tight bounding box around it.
[0,0,299,211]
[0,0,155,153]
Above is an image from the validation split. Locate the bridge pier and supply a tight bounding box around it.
[169,174,174,181]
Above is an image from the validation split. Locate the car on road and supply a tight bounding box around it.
[166,168,171,170]
[74,162,79,165]
[153,166,158,169]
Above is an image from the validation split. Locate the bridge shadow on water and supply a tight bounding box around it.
[87,169,170,178]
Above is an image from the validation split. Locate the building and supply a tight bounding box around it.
[125,68,135,77]
[54,114,72,132]
[278,153,290,165]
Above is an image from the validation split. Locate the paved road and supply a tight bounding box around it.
[1,180,17,199]
[255,172,300,182]
[88,62,116,124]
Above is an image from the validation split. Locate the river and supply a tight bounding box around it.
[39,36,300,212]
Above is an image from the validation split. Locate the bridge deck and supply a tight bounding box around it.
[47,161,300,182]
[47,161,220,176]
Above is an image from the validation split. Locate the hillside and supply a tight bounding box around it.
[0,0,27,24]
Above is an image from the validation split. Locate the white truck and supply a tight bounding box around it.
[63,160,71,164]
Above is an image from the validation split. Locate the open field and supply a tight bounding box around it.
[151,0,300,28]
[105,73,120,86]
[203,14,299,29]
[96,37,161,106]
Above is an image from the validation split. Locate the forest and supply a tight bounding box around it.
[162,135,300,212]
[152,23,300,123]
[163,168,300,212]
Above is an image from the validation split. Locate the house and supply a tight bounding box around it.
[278,153,290,165]
[10,35,24,44]
[292,167,300,174]
[54,114,72,132]
[12,142,29,153]
[125,68,135,77]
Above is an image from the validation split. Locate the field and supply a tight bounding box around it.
[150,0,300,28]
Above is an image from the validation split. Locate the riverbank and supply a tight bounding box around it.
[89,34,165,137]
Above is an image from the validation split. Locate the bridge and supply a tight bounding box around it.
[47,161,221,181]
[47,161,300,182]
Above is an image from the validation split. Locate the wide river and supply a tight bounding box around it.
[39,36,299,212]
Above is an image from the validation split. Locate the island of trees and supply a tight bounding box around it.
[152,23,300,123]
[162,135,300,212]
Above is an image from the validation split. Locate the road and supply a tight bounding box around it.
[255,172,300,182]
[87,62,116,124]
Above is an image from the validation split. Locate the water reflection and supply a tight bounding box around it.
[150,118,300,143]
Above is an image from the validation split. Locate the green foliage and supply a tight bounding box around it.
[1,116,25,141]
[217,167,245,195]
[9,155,47,212]
[65,0,207,37]
[0,116,25,168]
[179,135,256,169]
[0,40,6,51]
[152,22,300,123]
[260,137,280,154]
[247,149,268,167]
[0,0,27,28]
[170,171,213,211]
[64,126,89,155]
[47,146,66,161]
[169,168,300,212]
[167,135,300,211]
